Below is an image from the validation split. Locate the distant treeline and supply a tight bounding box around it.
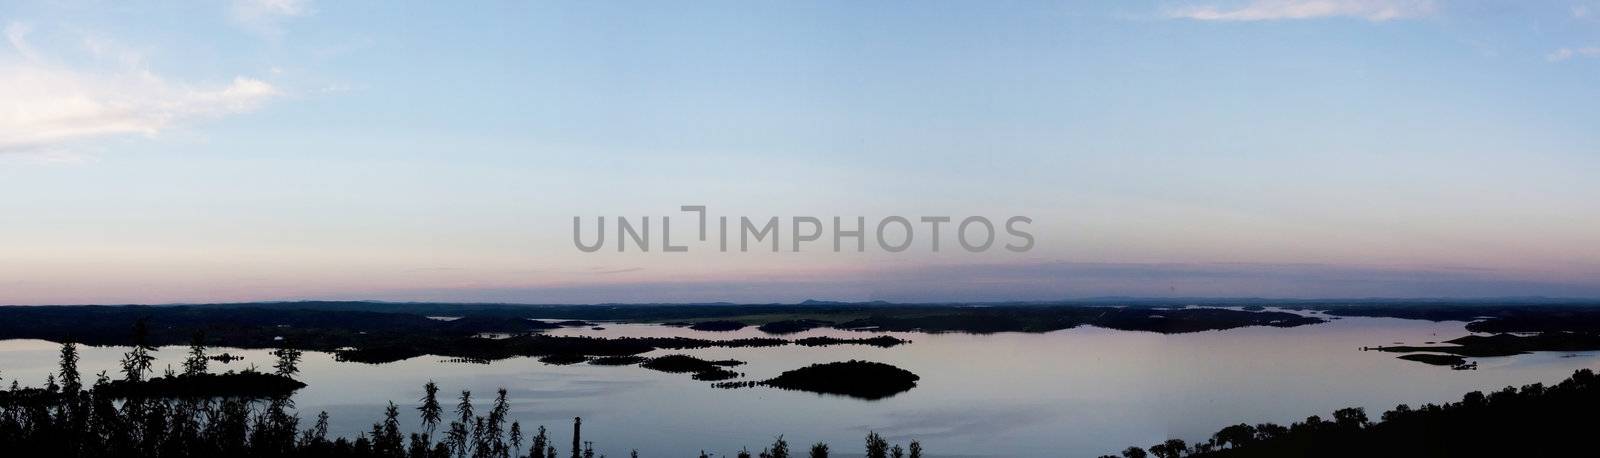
[1104,368,1600,458]
[11,299,1600,334]
[0,303,1324,348]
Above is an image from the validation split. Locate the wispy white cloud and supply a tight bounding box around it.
[4,22,40,61]
[1547,46,1600,62]
[1165,0,1436,22]
[0,23,279,156]
[231,0,312,38]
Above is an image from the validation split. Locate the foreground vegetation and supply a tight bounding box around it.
[1103,368,1600,458]
[0,340,924,457]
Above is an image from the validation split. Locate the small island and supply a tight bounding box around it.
[756,360,920,400]
[640,354,745,381]
[795,335,907,347]
[537,354,589,365]
[588,355,648,366]
[1395,353,1466,366]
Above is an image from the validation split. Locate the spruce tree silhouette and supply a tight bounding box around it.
[183,331,208,376]
[120,319,156,382]
[58,341,80,393]
[865,432,888,458]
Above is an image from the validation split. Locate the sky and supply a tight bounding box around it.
[2,0,1599,305]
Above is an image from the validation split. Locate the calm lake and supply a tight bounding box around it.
[2,314,1595,457]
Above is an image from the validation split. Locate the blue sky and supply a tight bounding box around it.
[2,1,1599,304]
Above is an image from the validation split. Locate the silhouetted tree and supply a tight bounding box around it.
[1332,407,1369,430]
[120,319,157,382]
[374,402,405,456]
[511,422,524,458]
[449,390,474,458]
[1253,423,1287,442]
[409,433,432,458]
[769,435,790,458]
[1149,439,1186,458]
[183,332,209,376]
[1212,424,1255,449]
[302,411,331,447]
[56,341,81,394]
[865,432,888,458]
[809,442,829,458]
[531,426,549,458]
[908,441,922,458]
[1121,446,1148,458]
[421,381,444,438]
[272,346,303,378]
[486,388,511,458]
[1381,404,1412,423]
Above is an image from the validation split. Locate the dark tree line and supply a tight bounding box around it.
[1105,368,1600,458]
[1,338,924,457]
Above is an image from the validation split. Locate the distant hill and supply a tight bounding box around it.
[798,299,892,306]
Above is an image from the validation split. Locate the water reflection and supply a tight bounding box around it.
[1,317,1596,457]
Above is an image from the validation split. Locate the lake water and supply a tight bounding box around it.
[2,315,1596,457]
